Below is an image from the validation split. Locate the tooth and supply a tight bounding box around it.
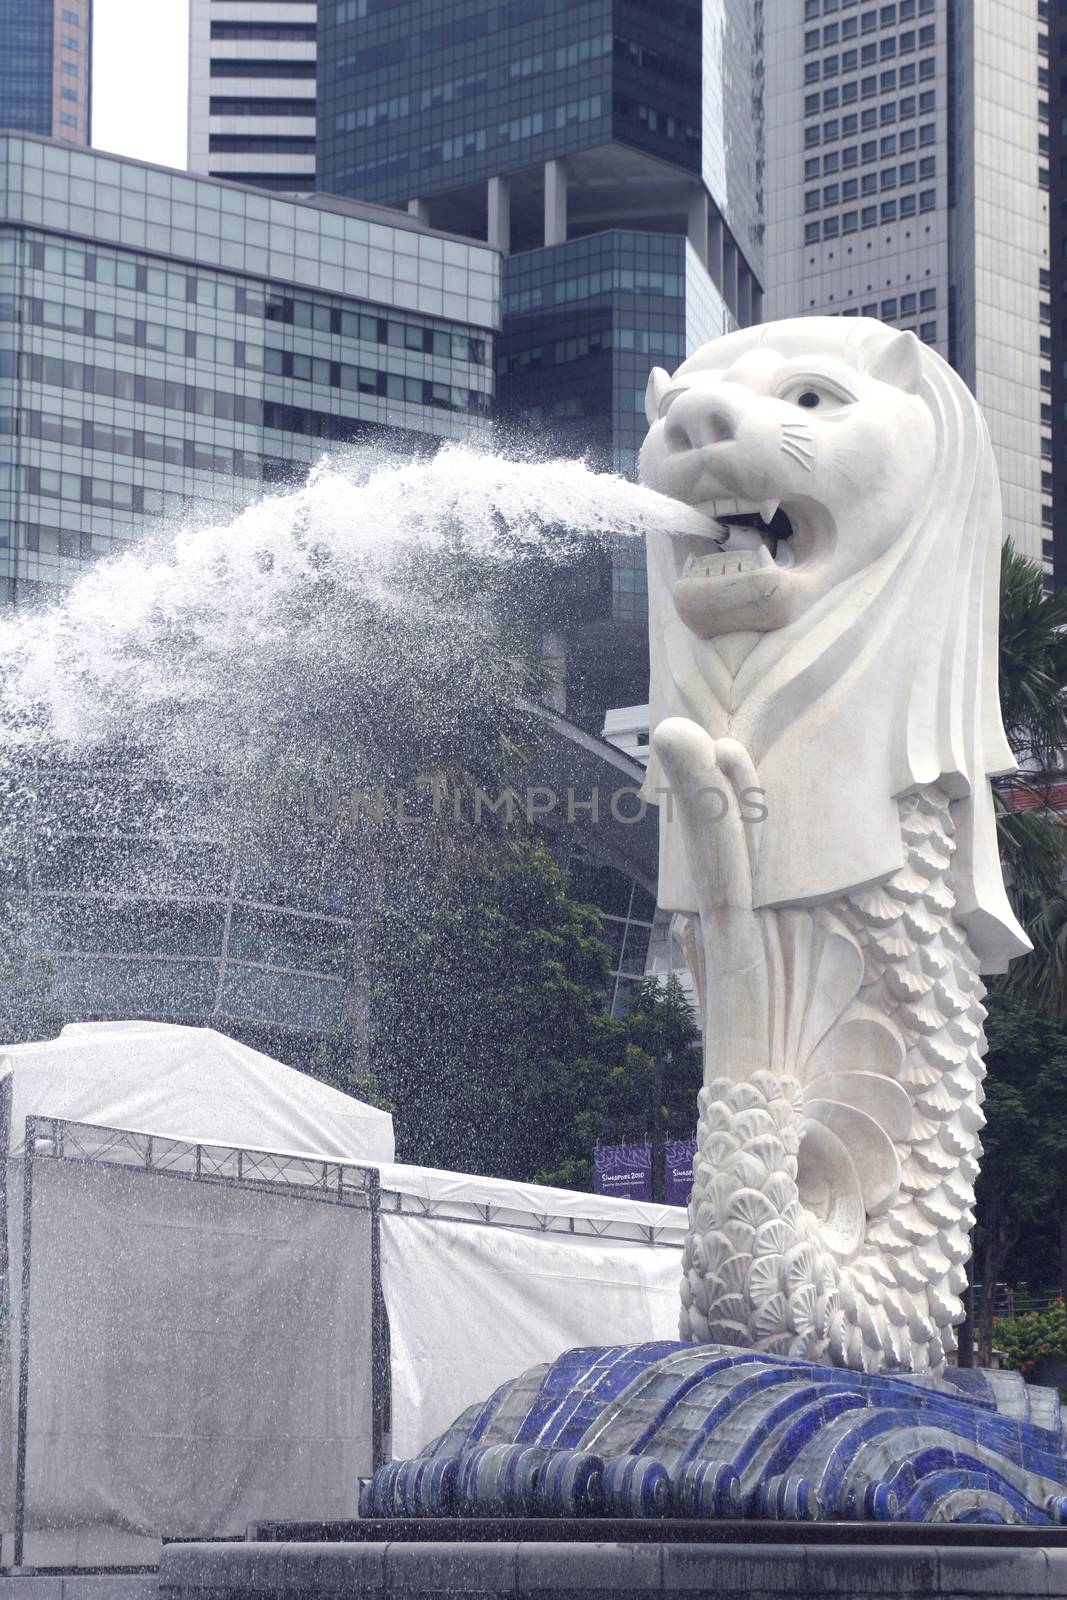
[683,555,695,578]
[776,542,796,570]
[757,546,773,568]
[761,500,780,526]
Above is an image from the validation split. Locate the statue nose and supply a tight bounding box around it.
[664,390,740,452]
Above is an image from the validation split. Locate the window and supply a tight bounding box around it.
[861,8,877,31]
[843,113,859,133]
[824,118,840,137]
[59,112,77,127]
[862,41,877,63]
[881,69,897,90]
[881,102,897,124]
[843,144,858,165]
[824,21,840,42]
[824,183,840,203]
[862,172,877,193]
[862,204,878,225]
[806,61,821,82]
[843,47,858,67]
[919,187,935,209]
[919,121,935,144]
[843,209,859,231]
[881,199,897,221]
[806,189,821,210]
[881,134,897,155]
[901,160,916,181]
[900,29,916,50]
[843,176,859,198]
[881,3,897,20]
[881,166,897,188]
[60,33,78,48]
[900,293,916,314]
[919,23,935,44]
[805,221,822,242]
[919,154,936,177]
[920,320,937,340]
[900,61,917,84]
[900,192,917,215]
[806,27,821,47]
[900,127,917,149]
[882,297,898,317]
[61,7,79,19]
[862,138,877,159]
[824,54,840,76]
[824,150,840,172]
[862,106,877,128]
[824,216,840,236]
[805,93,821,113]
[881,37,897,58]
[862,74,877,96]
[805,156,821,177]
[824,86,840,106]
[805,126,820,146]
[862,303,877,315]
[919,56,935,78]
[919,89,935,110]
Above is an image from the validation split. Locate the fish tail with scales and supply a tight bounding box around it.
[679,785,987,1375]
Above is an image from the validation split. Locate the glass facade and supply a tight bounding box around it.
[0,0,91,145]
[316,0,764,668]
[0,133,499,605]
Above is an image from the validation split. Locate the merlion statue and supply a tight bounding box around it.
[638,317,1030,1374]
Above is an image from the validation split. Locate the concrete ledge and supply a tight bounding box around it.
[158,1539,1067,1599]
[0,1579,157,1600]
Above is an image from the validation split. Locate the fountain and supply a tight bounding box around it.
[7,319,1067,1596]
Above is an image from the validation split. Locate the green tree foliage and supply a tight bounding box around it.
[994,545,1067,1016]
[973,994,1067,1362]
[370,840,628,1181]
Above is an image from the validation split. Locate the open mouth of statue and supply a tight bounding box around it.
[681,499,797,576]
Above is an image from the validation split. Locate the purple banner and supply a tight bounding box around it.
[594,1142,652,1202]
[665,1139,696,1208]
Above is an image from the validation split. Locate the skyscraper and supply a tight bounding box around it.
[316,0,766,715]
[317,1,764,471]
[0,0,91,144]
[765,0,1050,575]
[188,0,317,194]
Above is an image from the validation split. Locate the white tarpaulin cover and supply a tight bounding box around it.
[15,1160,372,1562]
[0,1020,395,1162]
[0,1021,392,1567]
[380,1212,683,1458]
[0,1020,690,1562]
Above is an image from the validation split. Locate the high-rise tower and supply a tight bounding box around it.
[765,0,1050,575]
[0,0,91,144]
[316,0,766,715]
[188,0,317,194]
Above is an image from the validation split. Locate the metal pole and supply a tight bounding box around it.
[369,1170,387,1472]
[13,1116,37,1571]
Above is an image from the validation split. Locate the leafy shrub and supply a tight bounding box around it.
[994,1300,1067,1377]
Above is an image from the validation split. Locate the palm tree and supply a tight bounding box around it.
[995,545,1067,1017]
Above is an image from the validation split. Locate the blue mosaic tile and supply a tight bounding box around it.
[366,1342,1067,1526]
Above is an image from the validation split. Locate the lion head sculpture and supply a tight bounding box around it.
[638,316,1027,974]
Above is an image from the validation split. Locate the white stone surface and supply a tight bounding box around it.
[638,316,1028,1373]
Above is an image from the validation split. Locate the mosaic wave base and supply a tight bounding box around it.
[363,1342,1067,1526]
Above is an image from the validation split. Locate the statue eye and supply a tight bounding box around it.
[797,390,821,409]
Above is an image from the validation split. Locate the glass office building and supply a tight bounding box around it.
[316,0,765,723]
[765,0,1050,578]
[0,132,498,605]
[318,0,764,475]
[0,0,91,144]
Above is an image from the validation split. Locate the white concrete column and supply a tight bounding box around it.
[707,211,724,294]
[544,159,568,247]
[407,198,430,224]
[738,261,753,326]
[687,189,709,269]
[723,237,738,321]
[488,174,511,254]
